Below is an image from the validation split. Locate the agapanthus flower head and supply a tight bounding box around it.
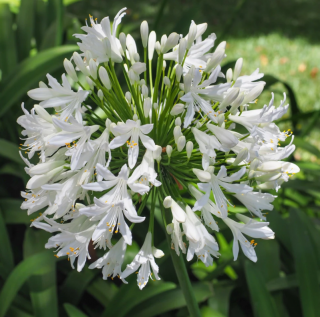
[18,7,299,290]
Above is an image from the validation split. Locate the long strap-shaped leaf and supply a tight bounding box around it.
[0,45,78,118]
[0,251,56,317]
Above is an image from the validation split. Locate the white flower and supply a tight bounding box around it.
[74,8,126,63]
[223,214,274,262]
[27,74,89,123]
[167,218,186,256]
[163,196,186,223]
[234,192,275,220]
[109,119,156,168]
[180,67,227,127]
[164,21,216,74]
[33,215,95,271]
[121,232,160,289]
[188,185,220,231]
[49,116,99,170]
[17,104,59,162]
[89,237,127,280]
[193,166,252,217]
[128,150,161,194]
[183,206,220,266]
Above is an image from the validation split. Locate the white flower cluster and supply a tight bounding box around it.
[18,8,299,290]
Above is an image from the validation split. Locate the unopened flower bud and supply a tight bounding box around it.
[186,141,193,158]
[153,145,162,162]
[143,97,151,118]
[89,59,97,79]
[166,223,174,234]
[173,126,182,143]
[119,32,126,55]
[133,52,140,62]
[155,41,161,55]
[233,148,249,166]
[166,145,173,157]
[234,58,243,81]
[164,76,170,86]
[64,58,78,82]
[141,84,148,97]
[193,168,211,182]
[219,88,240,111]
[178,91,185,99]
[175,117,181,126]
[177,136,186,152]
[125,91,132,103]
[162,60,166,70]
[133,114,139,121]
[163,196,173,208]
[140,20,149,48]
[152,246,164,258]
[187,21,197,49]
[73,52,90,76]
[152,103,158,110]
[99,67,112,90]
[170,103,185,116]
[162,32,179,53]
[205,47,225,72]
[226,68,233,83]
[179,38,187,64]
[175,64,183,82]
[230,93,245,114]
[148,31,156,60]
[97,89,104,100]
[243,84,264,104]
[34,104,52,123]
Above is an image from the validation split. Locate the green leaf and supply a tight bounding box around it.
[244,260,281,317]
[23,227,58,317]
[0,139,24,165]
[201,306,226,317]
[86,278,118,307]
[0,252,56,317]
[0,207,14,278]
[129,282,212,317]
[289,208,320,317]
[208,283,234,316]
[294,137,320,157]
[59,267,98,306]
[0,198,30,224]
[0,45,78,118]
[16,0,35,61]
[0,4,17,78]
[46,0,63,47]
[6,306,33,317]
[64,304,88,317]
[101,278,176,317]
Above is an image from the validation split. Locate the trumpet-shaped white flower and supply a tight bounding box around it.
[109,119,156,168]
[17,104,59,162]
[89,237,127,280]
[49,117,99,170]
[183,206,220,266]
[223,214,274,262]
[180,67,228,127]
[33,215,96,271]
[28,74,89,123]
[121,232,160,289]
[74,8,126,63]
[193,166,252,217]
[128,149,161,194]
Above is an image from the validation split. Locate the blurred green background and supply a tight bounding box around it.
[0,0,320,316]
